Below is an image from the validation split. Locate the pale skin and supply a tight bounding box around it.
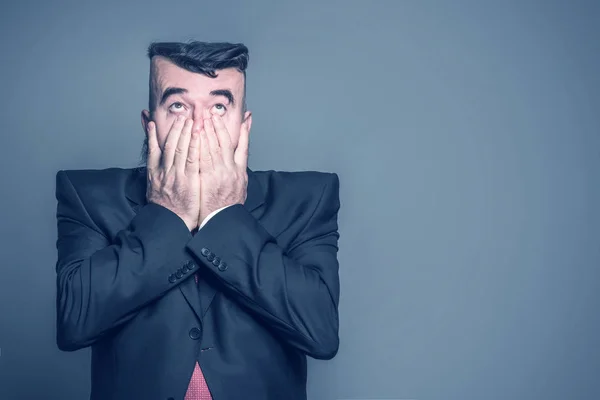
[141,57,252,231]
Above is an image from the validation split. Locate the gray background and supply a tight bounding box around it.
[1,0,599,399]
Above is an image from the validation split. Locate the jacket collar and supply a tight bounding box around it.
[125,166,265,214]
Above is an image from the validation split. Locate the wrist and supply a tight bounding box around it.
[184,218,198,232]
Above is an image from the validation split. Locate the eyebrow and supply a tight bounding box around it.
[159,87,187,106]
[159,87,236,107]
[210,89,235,107]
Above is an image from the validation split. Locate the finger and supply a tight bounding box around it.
[211,115,234,166]
[146,121,160,171]
[162,115,186,170]
[199,128,212,170]
[203,112,222,164]
[185,129,201,175]
[234,120,250,167]
[173,118,194,171]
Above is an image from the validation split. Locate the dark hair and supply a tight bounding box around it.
[139,40,249,165]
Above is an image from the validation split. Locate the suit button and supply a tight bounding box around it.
[212,257,221,266]
[201,247,211,257]
[185,260,195,271]
[167,397,174,400]
[206,253,215,262]
[168,274,177,283]
[189,327,201,340]
[218,262,228,272]
[175,270,183,279]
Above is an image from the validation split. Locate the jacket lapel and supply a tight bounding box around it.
[180,277,203,322]
[125,166,266,321]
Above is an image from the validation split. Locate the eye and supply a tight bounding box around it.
[168,102,185,113]
[212,103,227,116]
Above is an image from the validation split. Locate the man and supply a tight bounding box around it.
[54,41,341,400]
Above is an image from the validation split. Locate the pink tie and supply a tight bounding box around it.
[185,274,212,400]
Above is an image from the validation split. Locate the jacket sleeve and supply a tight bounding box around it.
[55,170,195,351]
[187,173,341,360]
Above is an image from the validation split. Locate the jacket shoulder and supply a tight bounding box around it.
[254,169,339,195]
[252,169,340,230]
[56,167,139,190]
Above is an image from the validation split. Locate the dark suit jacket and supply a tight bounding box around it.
[54,166,341,400]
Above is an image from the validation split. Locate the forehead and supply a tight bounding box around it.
[152,56,244,98]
